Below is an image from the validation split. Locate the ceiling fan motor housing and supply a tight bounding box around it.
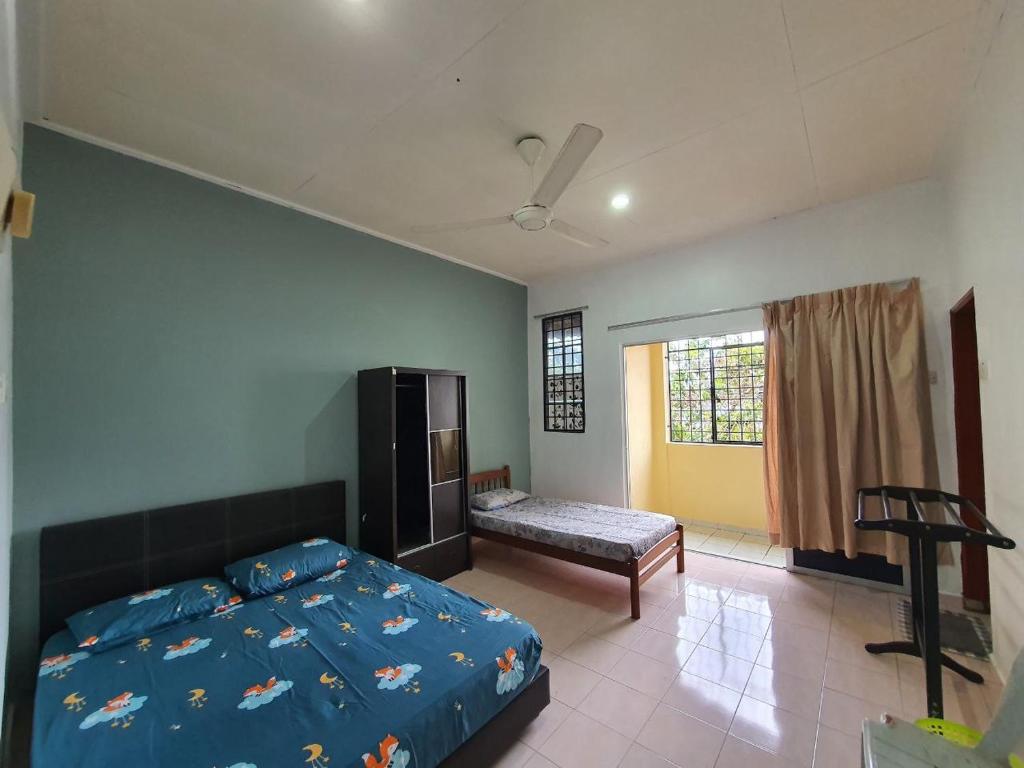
[513,204,549,231]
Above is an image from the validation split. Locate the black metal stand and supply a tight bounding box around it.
[855,486,1015,718]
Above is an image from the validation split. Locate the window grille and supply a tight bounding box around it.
[542,311,585,432]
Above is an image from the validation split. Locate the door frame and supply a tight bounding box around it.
[950,288,989,612]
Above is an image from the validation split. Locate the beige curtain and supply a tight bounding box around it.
[762,279,940,563]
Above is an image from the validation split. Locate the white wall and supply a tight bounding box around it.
[529,179,962,590]
[0,0,18,739]
[938,0,1024,681]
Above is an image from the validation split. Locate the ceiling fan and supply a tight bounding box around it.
[411,123,609,248]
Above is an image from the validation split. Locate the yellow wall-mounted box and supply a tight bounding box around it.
[8,190,35,238]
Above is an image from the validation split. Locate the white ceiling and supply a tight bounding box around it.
[32,0,994,282]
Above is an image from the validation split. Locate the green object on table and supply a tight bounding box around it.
[915,718,984,747]
[914,718,1023,767]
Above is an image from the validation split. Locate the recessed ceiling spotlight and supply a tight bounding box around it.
[611,193,630,210]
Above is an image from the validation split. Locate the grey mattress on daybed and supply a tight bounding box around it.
[470,496,678,562]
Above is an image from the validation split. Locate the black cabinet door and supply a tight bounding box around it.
[428,375,461,431]
[432,481,465,541]
[358,368,397,559]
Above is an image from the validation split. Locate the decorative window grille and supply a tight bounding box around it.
[666,330,765,445]
[542,311,584,432]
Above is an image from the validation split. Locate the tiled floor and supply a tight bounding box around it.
[684,523,786,568]
[445,540,1005,768]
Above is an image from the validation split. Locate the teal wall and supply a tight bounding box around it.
[10,124,530,686]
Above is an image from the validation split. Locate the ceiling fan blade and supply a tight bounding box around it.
[530,123,603,208]
[411,215,511,235]
[550,218,609,248]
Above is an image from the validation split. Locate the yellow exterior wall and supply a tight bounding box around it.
[625,345,662,512]
[626,342,766,530]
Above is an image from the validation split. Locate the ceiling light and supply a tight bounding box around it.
[611,193,630,210]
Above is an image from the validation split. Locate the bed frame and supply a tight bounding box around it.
[469,466,684,619]
[35,480,549,768]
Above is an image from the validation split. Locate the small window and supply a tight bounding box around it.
[666,330,765,445]
[542,311,584,432]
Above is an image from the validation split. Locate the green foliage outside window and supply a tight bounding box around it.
[666,331,765,445]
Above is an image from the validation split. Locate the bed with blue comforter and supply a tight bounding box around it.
[32,549,542,768]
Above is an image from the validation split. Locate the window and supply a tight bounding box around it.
[542,311,584,432]
[666,330,765,445]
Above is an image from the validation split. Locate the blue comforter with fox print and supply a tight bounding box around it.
[32,549,542,768]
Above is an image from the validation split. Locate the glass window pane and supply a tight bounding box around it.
[667,332,764,445]
[543,312,585,433]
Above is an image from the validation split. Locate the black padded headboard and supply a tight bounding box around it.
[38,480,346,645]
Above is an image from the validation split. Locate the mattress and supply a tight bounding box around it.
[471,496,678,561]
[32,549,542,768]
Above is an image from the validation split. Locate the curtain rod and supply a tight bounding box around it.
[532,305,588,320]
[607,278,914,332]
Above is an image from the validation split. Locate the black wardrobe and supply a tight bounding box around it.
[358,367,471,581]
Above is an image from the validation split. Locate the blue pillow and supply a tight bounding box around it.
[224,537,353,597]
[66,577,241,652]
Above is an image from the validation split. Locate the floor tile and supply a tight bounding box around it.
[579,677,660,739]
[764,620,830,654]
[586,611,655,648]
[490,740,537,768]
[530,615,589,654]
[715,735,792,768]
[519,697,573,749]
[729,696,817,767]
[685,532,711,549]
[651,610,712,643]
[539,710,632,768]
[829,612,893,643]
[725,589,778,616]
[826,631,898,675]
[729,539,771,561]
[824,658,902,710]
[686,579,734,605]
[819,688,892,736]
[637,704,728,768]
[713,606,772,637]
[744,664,823,721]
[772,600,832,632]
[781,576,835,607]
[545,654,602,707]
[700,533,745,556]
[662,670,742,730]
[523,753,560,768]
[813,725,860,768]
[684,646,754,693]
[695,568,744,589]
[608,650,680,698]
[663,593,723,622]
[630,627,698,669]
[639,584,681,609]
[834,593,893,626]
[755,640,827,683]
[617,743,681,768]
[760,547,787,568]
[699,624,765,662]
[561,634,629,674]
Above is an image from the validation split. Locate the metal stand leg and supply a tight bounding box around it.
[864,642,984,684]
[920,541,943,718]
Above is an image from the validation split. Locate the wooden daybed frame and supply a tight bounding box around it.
[468,466,684,619]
